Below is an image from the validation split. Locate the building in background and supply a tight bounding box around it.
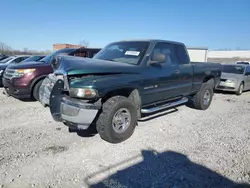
[187,47,208,62]
[53,44,84,51]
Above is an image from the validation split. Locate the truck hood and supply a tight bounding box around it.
[6,61,50,69]
[53,55,140,76]
[221,72,244,80]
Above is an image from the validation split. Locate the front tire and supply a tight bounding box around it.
[236,82,244,96]
[191,79,214,110]
[33,79,44,101]
[96,96,137,144]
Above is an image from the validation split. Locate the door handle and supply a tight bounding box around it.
[174,70,180,74]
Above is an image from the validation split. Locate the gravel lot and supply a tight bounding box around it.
[0,88,250,188]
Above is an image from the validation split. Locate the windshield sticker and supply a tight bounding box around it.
[125,51,140,56]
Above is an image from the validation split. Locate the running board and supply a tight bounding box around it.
[141,97,188,114]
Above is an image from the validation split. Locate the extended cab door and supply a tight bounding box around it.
[172,44,193,96]
[141,42,193,105]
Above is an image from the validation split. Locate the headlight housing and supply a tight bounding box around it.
[13,69,36,77]
[225,79,237,83]
[69,88,98,99]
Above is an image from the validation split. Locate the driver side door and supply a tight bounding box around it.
[141,42,182,106]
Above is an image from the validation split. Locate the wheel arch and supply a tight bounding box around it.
[203,75,215,83]
[30,75,47,96]
[102,88,141,119]
[240,81,245,91]
[203,76,215,88]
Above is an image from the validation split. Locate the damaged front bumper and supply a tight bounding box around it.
[39,74,102,130]
[60,96,101,129]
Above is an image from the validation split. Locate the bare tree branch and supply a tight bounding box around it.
[0,42,12,54]
[79,40,90,48]
[0,41,51,55]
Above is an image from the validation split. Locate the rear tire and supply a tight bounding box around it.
[33,79,44,101]
[96,96,137,144]
[236,82,244,96]
[191,79,214,110]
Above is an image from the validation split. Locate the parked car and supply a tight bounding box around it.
[0,55,31,64]
[216,64,250,95]
[0,55,31,86]
[2,47,101,100]
[235,61,250,65]
[0,54,9,61]
[21,55,46,63]
[39,39,222,143]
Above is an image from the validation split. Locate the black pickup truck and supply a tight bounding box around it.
[39,39,221,143]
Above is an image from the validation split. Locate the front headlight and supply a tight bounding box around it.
[0,70,3,74]
[13,69,36,77]
[69,88,98,99]
[226,79,237,83]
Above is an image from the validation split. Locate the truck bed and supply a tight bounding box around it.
[191,61,222,93]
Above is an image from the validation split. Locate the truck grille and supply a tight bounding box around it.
[217,86,235,89]
[3,68,15,80]
[63,75,70,91]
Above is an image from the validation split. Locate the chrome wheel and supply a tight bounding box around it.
[203,89,211,106]
[112,108,131,134]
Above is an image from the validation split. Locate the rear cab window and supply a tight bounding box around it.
[176,44,190,64]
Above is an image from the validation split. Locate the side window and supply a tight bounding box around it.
[13,57,23,63]
[176,45,190,64]
[152,42,180,65]
[21,57,29,61]
[73,49,89,57]
[246,66,250,74]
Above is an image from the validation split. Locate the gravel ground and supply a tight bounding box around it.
[0,88,250,188]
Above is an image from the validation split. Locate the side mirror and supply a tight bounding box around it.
[149,53,166,65]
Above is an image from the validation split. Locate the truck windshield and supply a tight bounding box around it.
[222,65,245,74]
[93,41,150,65]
